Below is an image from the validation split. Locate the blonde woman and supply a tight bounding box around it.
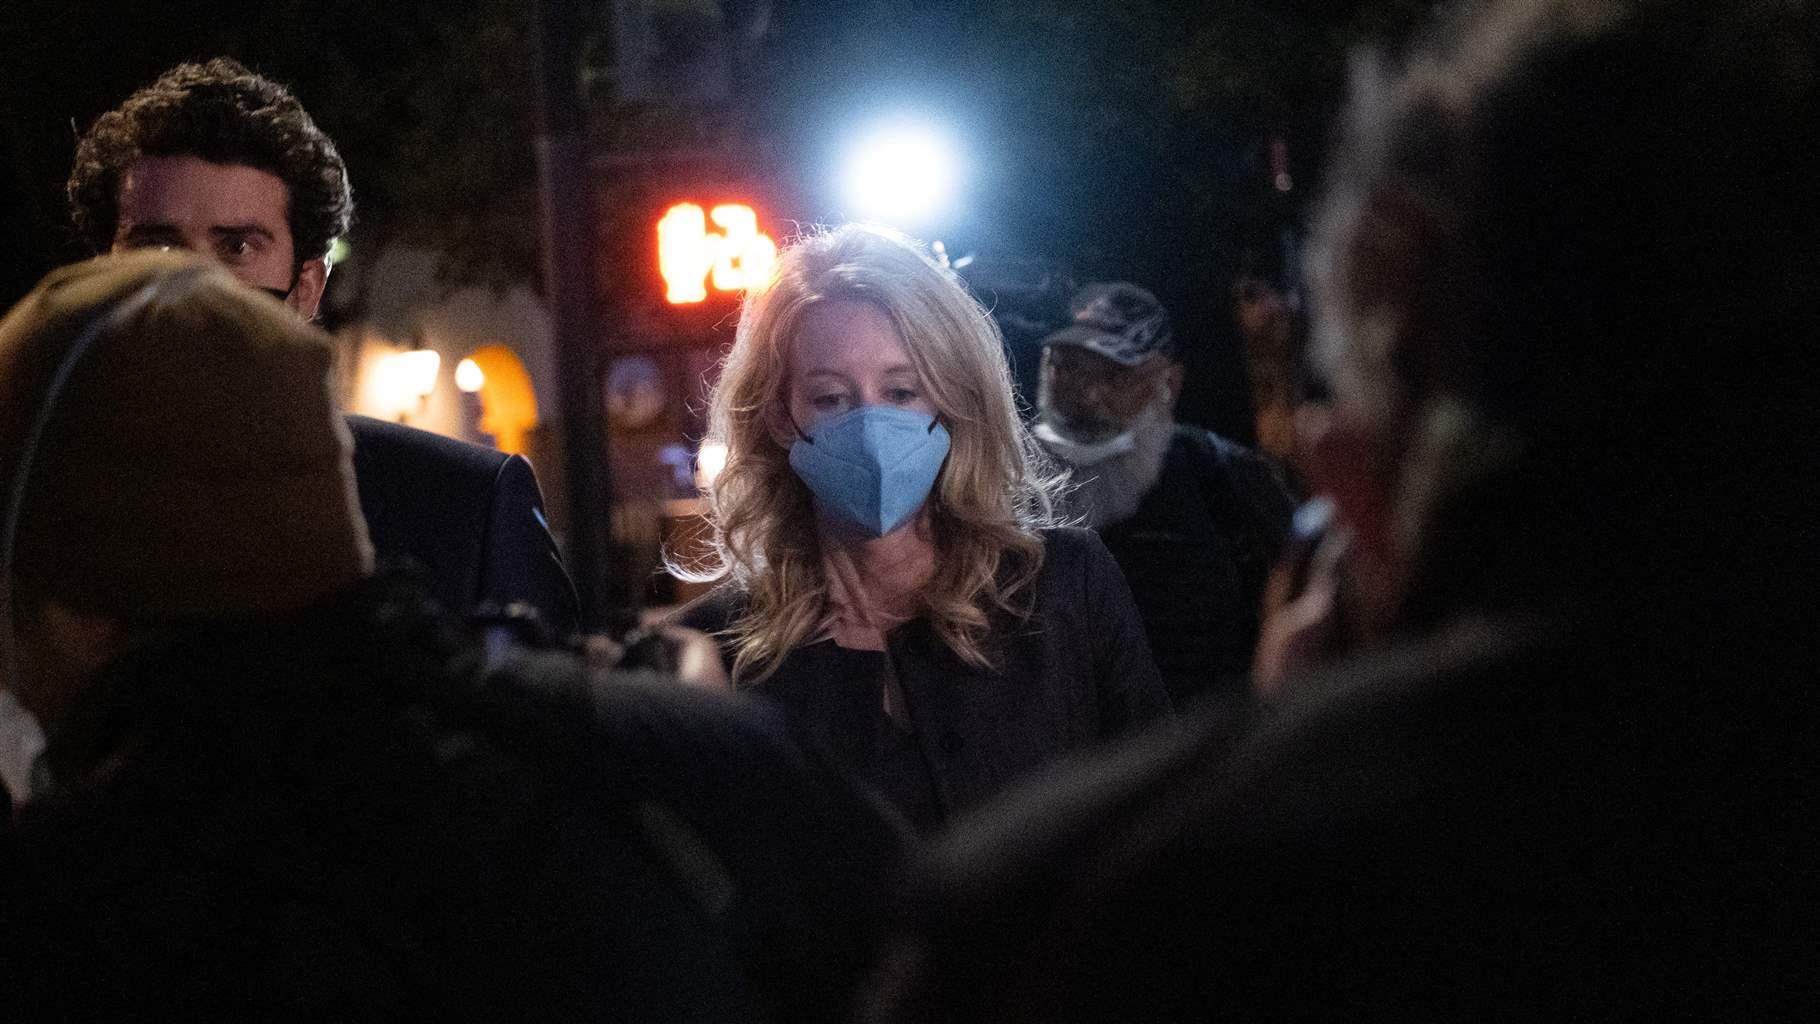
[674,225,1168,833]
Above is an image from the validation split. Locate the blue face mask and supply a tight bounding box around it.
[788,406,952,536]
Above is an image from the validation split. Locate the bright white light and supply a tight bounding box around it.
[378,349,441,406]
[399,350,441,398]
[455,357,486,393]
[843,122,959,227]
[695,442,729,490]
[371,349,442,421]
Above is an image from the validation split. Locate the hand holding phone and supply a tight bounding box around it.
[1280,497,1336,599]
[1253,498,1353,696]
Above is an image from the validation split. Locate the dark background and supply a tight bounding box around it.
[0,0,1437,439]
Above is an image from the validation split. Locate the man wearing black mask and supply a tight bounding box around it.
[66,58,578,636]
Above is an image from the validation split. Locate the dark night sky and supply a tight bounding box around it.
[0,0,1432,438]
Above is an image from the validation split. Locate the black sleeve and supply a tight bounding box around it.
[480,454,580,638]
[1076,530,1174,733]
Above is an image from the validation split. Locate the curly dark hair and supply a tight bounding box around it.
[67,58,353,266]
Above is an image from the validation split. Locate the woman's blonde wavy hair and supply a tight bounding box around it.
[675,224,1065,685]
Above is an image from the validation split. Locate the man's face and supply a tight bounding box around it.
[1038,345,1177,442]
[111,155,328,318]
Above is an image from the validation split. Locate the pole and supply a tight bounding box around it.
[532,0,621,634]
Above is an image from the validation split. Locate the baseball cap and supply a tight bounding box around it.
[1038,282,1173,366]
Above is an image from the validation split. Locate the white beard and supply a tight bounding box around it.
[1051,399,1176,530]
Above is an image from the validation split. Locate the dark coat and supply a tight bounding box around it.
[676,527,1171,834]
[1096,425,1294,708]
[0,576,906,1023]
[348,414,578,636]
[866,611,1817,1021]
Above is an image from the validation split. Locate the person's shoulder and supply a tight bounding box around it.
[1035,524,1108,559]
[1171,423,1296,521]
[1172,422,1272,471]
[1033,525,1119,578]
[1016,529,1128,618]
[346,414,509,476]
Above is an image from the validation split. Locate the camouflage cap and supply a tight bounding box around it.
[1039,282,1173,366]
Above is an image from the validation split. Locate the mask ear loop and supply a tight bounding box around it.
[784,404,814,445]
[0,272,196,690]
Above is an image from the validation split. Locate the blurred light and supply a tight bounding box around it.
[1270,136,1292,193]
[378,349,441,408]
[843,121,959,227]
[328,237,352,266]
[708,205,777,292]
[659,202,776,305]
[455,357,486,393]
[695,441,729,490]
[658,203,711,304]
[463,344,539,454]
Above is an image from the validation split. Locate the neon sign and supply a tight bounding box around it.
[657,202,778,304]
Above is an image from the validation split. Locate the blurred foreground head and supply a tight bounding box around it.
[0,252,370,713]
[1303,0,1817,632]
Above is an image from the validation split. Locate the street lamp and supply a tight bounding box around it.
[842,120,960,230]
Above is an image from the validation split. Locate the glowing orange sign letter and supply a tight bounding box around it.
[659,202,775,304]
[658,203,710,304]
[709,204,778,292]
